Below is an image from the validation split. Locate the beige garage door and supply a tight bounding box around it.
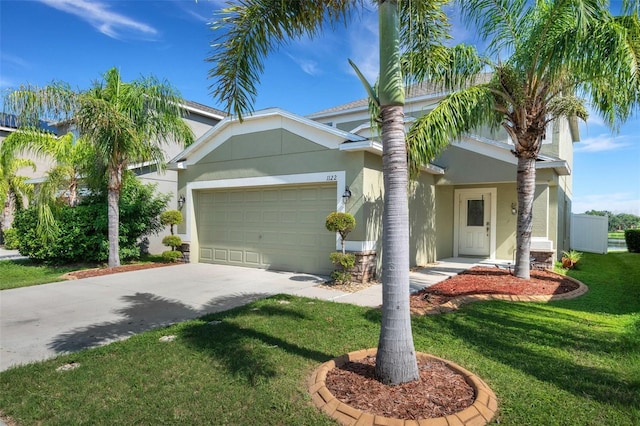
[196,184,336,275]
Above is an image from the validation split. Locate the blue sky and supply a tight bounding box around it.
[1,0,638,215]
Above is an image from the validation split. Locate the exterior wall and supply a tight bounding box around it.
[408,172,437,266]
[433,145,515,185]
[179,129,438,272]
[532,184,549,238]
[177,129,367,259]
[435,186,455,258]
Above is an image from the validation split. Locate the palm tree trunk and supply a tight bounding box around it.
[2,192,12,230]
[374,0,419,386]
[107,168,121,268]
[514,155,536,279]
[375,104,419,385]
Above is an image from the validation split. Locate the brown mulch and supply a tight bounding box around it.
[65,262,180,279]
[325,355,475,420]
[324,266,580,421]
[410,266,579,314]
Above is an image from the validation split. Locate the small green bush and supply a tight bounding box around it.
[162,235,182,251]
[2,228,19,250]
[325,212,356,254]
[625,229,640,253]
[162,250,183,263]
[329,251,356,285]
[160,210,183,235]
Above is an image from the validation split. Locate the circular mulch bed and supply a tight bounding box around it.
[309,266,587,425]
[309,348,498,425]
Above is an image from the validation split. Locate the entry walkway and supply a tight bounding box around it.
[0,258,497,372]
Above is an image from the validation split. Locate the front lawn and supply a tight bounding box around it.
[0,255,167,290]
[0,252,638,425]
[0,259,78,290]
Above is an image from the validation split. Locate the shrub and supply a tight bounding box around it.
[162,250,183,263]
[329,251,356,285]
[325,212,356,254]
[561,250,582,269]
[625,229,640,253]
[12,176,168,264]
[162,235,182,251]
[160,210,183,235]
[2,228,19,250]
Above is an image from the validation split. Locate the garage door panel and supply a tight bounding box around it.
[197,184,335,274]
[245,251,260,264]
[262,189,279,202]
[200,247,213,261]
[244,210,261,223]
[214,249,228,261]
[229,250,243,262]
[262,211,279,222]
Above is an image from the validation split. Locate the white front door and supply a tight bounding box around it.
[458,191,492,256]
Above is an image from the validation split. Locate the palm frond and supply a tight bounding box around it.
[407,84,497,168]
[207,0,361,119]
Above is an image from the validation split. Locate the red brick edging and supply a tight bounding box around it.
[308,348,498,426]
[422,275,588,315]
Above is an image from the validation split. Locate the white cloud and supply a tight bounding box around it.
[285,53,321,76]
[573,193,640,215]
[37,0,157,40]
[0,53,30,69]
[575,133,632,152]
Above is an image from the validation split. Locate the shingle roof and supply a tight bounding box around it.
[0,113,58,134]
[183,100,227,118]
[307,73,493,117]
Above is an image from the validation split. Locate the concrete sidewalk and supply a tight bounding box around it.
[0,247,26,261]
[0,258,490,372]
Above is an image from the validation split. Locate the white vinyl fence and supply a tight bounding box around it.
[571,214,608,254]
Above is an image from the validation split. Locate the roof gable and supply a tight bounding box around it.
[169,108,365,166]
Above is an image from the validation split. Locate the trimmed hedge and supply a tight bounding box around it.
[625,229,640,253]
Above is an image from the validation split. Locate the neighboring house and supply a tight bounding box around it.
[0,102,226,253]
[170,83,578,275]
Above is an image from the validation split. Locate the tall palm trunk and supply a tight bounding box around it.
[107,168,121,268]
[374,0,419,386]
[514,155,536,279]
[2,191,13,231]
[375,104,419,385]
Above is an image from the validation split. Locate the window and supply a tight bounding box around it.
[467,200,484,226]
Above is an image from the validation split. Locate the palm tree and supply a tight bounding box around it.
[208,0,451,385]
[2,130,93,240]
[408,0,640,279]
[0,147,34,238]
[74,68,195,267]
[4,68,195,267]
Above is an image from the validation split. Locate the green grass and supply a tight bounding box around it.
[0,254,168,290]
[0,259,79,290]
[608,232,625,239]
[1,252,638,425]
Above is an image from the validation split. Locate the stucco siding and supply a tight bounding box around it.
[532,184,549,238]
[435,186,454,258]
[434,145,515,184]
[408,173,437,265]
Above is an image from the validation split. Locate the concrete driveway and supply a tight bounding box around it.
[0,263,353,372]
[1,258,480,372]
